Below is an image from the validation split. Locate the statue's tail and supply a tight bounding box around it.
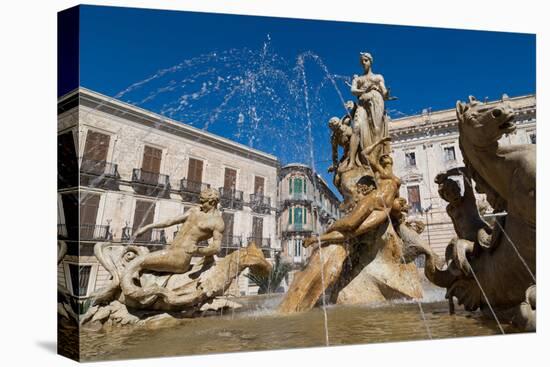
[90,242,121,306]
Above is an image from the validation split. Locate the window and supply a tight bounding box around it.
[294,239,303,257]
[293,177,303,194]
[290,206,307,229]
[141,146,162,173]
[133,200,155,242]
[224,168,237,190]
[443,146,456,162]
[254,176,265,195]
[252,217,263,239]
[405,152,416,167]
[68,264,92,297]
[407,185,421,213]
[530,133,536,144]
[222,212,234,245]
[83,130,110,162]
[187,158,203,183]
[58,132,78,188]
[80,193,100,238]
[61,192,79,239]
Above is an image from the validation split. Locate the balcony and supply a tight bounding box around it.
[282,223,313,238]
[280,192,313,210]
[131,169,171,198]
[219,187,244,210]
[222,235,243,249]
[249,193,271,214]
[180,179,211,202]
[79,224,112,241]
[122,227,167,245]
[247,236,271,249]
[79,158,119,190]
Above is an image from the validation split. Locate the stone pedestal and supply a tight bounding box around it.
[278,221,422,313]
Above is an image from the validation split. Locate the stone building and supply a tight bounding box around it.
[277,163,342,269]
[58,87,282,302]
[389,94,536,258]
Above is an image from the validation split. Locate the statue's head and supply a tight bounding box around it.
[199,188,220,211]
[328,116,341,130]
[456,95,516,146]
[379,154,393,167]
[345,100,356,111]
[356,175,377,196]
[438,178,462,204]
[359,52,373,72]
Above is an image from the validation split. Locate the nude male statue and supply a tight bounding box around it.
[304,136,398,248]
[120,188,225,300]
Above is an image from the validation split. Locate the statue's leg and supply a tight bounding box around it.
[140,248,193,274]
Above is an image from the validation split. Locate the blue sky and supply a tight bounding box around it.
[76,5,535,191]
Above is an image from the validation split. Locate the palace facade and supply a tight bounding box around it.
[57,88,341,306]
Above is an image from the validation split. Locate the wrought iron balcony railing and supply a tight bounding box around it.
[250,193,271,206]
[79,224,112,241]
[247,236,271,249]
[80,158,118,177]
[219,187,244,201]
[222,235,243,248]
[122,227,166,244]
[287,192,313,202]
[131,169,170,187]
[180,179,210,194]
[219,187,244,209]
[284,223,313,232]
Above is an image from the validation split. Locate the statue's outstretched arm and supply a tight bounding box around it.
[135,212,190,237]
[328,200,372,233]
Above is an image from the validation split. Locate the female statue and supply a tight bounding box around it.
[343,52,390,171]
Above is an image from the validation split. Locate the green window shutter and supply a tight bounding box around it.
[289,177,292,194]
[304,180,307,194]
[294,207,303,225]
[288,207,292,224]
[294,178,303,194]
[304,207,307,224]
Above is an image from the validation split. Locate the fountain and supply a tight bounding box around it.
[278,52,423,313]
[58,42,534,361]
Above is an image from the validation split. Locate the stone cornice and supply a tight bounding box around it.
[389,94,536,140]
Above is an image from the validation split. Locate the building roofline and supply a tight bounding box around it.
[390,93,535,124]
[59,87,280,167]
